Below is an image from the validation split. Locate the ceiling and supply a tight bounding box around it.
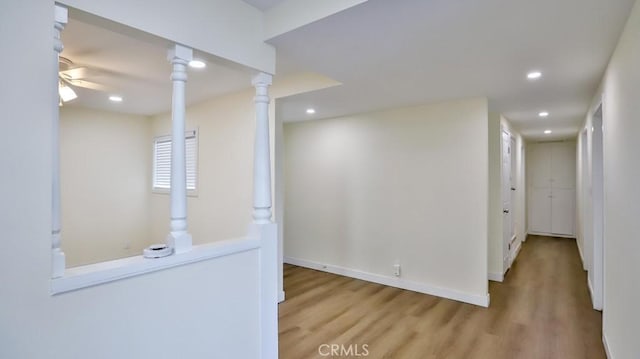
[242,0,285,11]
[62,0,635,140]
[269,0,635,140]
[61,17,252,116]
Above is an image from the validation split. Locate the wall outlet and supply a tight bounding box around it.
[393,264,401,277]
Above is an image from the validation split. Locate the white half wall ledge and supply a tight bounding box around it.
[284,257,490,308]
[51,237,260,295]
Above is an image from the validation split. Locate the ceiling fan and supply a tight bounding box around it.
[58,56,109,104]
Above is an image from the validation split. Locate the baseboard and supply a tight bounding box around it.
[511,240,522,264]
[588,276,595,303]
[278,290,285,303]
[576,238,587,271]
[488,272,504,282]
[528,231,576,239]
[284,256,490,307]
[603,332,612,359]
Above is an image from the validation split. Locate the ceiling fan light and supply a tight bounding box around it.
[59,84,77,102]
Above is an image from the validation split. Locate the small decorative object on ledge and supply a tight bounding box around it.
[143,244,173,259]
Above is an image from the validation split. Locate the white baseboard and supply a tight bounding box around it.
[488,272,504,282]
[603,332,612,359]
[284,256,489,307]
[577,238,587,271]
[278,290,285,303]
[528,231,576,239]
[588,276,594,303]
[511,240,522,264]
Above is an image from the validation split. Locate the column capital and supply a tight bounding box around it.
[53,5,68,54]
[54,5,68,25]
[167,44,193,63]
[252,72,273,87]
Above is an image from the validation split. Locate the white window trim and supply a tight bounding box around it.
[152,129,199,197]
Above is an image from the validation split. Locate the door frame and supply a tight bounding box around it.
[501,128,515,273]
[591,103,604,311]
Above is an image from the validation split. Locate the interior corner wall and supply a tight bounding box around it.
[60,106,153,266]
[284,98,489,305]
[487,112,503,278]
[585,1,640,357]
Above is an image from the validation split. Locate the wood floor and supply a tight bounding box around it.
[278,235,605,359]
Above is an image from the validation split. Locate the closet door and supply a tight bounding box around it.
[550,143,576,235]
[551,189,575,235]
[528,144,552,233]
[530,188,552,233]
[527,142,576,236]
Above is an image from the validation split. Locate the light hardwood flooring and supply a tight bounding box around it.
[279,235,605,359]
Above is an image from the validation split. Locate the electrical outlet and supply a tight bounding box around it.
[393,264,401,277]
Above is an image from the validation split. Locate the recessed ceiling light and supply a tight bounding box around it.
[527,71,542,80]
[539,111,549,117]
[306,108,316,114]
[109,95,123,102]
[544,130,552,134]
[188,60,206,69]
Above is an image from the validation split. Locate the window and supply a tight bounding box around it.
[153,130,197,191]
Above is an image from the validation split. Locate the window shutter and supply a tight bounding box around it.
[153,130,197,191]
[153,137,172,190]
[186,132,197,190]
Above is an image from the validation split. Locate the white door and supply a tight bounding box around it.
[509,137,518,263]
[551,188,575,235]
[550,142,576,236]
[502,131,512,271]
[530,188,552,233]
[528,144,552,233]
[527,142,576,236]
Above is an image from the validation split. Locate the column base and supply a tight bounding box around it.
[52,248,65,278]
[167,232,193,254]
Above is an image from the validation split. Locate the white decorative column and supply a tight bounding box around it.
[51,5,67,278]
[250,73,278,359]
[166,44,193,254]
[252,73,273,224]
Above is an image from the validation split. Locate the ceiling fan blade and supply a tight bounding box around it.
[67,79,109,91]
[59,67,91,80]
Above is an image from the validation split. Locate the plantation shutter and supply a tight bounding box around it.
[153,130,197,191]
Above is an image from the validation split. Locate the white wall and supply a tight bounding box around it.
[0,2,267,358]
[284,98,490,306]
[580,1,640,357]
[60,107,152,266]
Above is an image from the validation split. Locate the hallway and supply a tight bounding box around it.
[279,235,605,358]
